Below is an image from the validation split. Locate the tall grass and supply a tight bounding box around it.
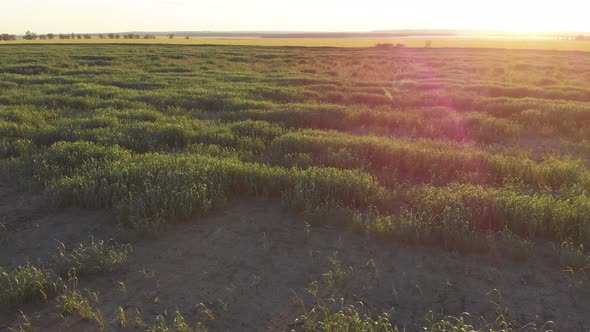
[1,44,590,253]
[10,140,387,230]
[269,130,589,188]
[0,241,130,309]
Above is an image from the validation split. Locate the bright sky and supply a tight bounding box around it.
[1,0,589,34]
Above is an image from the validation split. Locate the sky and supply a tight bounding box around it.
[1,0,589,34]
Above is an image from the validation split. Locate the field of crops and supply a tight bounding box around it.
[3,37,590,51]
[1,44,590,330]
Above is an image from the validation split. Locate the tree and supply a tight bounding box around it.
[1,34,16,41]
[168,34,174,39]
[1,34,17,41]
[83,34,92,39]
[24,30,38,40]
[107,33,115,39]
[47,33,55,40]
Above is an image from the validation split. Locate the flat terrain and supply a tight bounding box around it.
[1,37,590,51]
[1,44,590,331]
[1,183,589,331]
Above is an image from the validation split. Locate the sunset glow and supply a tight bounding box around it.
[1,0,588,34]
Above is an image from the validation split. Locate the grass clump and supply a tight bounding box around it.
[294,303,517,332]
[131,307,211,332]
[53,239,130,277]
[0,264,60,308]
[0,241,130,310]
[57,288,96,319]
[292,261,520,332]
[149,310,208,332]
[559,241,590,271]
[56,283,105,331]
[293,303,397,331]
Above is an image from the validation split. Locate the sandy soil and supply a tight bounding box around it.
[0,183,118,269]
[1,182,589,331]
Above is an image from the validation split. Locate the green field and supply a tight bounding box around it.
[1,44,590,331]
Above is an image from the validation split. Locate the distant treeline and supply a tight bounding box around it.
[1,31,453,41]
[0,34,17,41]
[8,30,587,41]
[104,34,157,39]
[0,31,158,41]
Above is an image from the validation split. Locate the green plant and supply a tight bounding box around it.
[2,43,590,265]
[53,239,130,277]
[56,287,105,331]
[0,264,60,308]
[9,311,33,332]
[57,288,96,319]
[559,241,590,271]
[323,256,351,290]
[501,229,531,262]
[147,309,208,332]
[298,303,397,332]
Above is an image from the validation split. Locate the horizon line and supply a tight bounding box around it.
[4,29,590,36]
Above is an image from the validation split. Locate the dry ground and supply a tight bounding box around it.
[1,181,589,331]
